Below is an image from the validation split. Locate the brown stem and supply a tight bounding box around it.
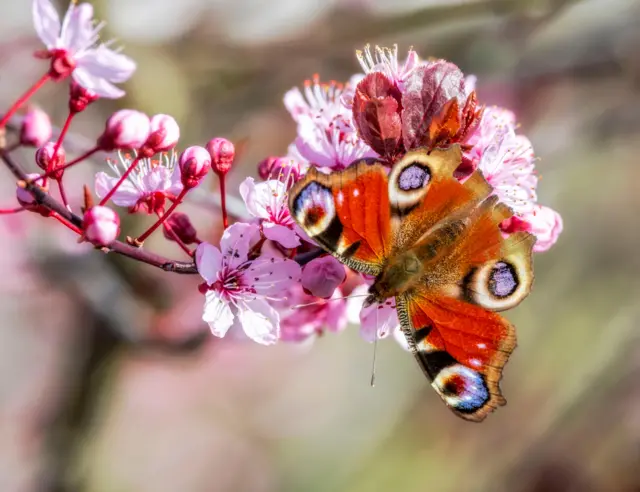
[0,148,198,274]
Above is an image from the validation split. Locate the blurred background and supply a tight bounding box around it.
[0,0,639,491]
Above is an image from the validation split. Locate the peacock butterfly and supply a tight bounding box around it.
[287,144,535,422]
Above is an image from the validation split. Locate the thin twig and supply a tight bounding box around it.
[0,148,199,274]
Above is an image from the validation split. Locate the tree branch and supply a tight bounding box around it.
[0,148,199,274]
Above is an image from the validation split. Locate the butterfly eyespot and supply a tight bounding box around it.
[432,364,490,413]
[388,156,433,213]
[292,182,336,237]
[398,163,431,191]
[489,261,518,298]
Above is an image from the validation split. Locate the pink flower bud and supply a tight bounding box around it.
[20,107,52,147]
[258,156,278,180]
[179,146,211,189]
[83,206,120,247]
[529,205,563,253]
[69,81,99,113]
[301,255,346,298]
[206,138,235,175]
[16,173,51,217]
[97,110,151,151]
[163,212,198,244]
[142,114,180,154]
[35,142,66,181]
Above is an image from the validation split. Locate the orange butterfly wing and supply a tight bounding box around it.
[288,162,393,275]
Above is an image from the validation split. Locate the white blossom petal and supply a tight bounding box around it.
[32,0,60,49]
[72,67,125,99]
[263,223,300,248]
[202,291,235,338]
[237,298,280,345]
[59,3,95,52]
[195,242,223,285]
[219,222,261,270]
[76,46,136,83]
[94,171,141,207]
[244,256,301,297]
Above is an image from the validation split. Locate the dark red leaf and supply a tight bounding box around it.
[352,72,403,159]
[401,61,466,151]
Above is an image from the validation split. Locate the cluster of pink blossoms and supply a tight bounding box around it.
[1,3,562,348]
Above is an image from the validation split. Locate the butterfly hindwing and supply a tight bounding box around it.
[288,161,393,275]
[397,291,516,422]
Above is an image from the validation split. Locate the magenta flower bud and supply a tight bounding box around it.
[301,255,346,298]
[257,156,278,180]
[271,157,301,188]
[20,107,53,148]
[16,173,51,217]
[206,138,235,175]
[69,81,99,113]
[179,146,211,189]
[97,110,151,151]
[163,212,198,244]
[83,206,120,247]
[35,142,66,181]
[142,114,180,155]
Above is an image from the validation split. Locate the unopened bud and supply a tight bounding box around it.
[179,146,211,189]
[301,255,346,298]
[35,142,66,181]
[258,156,278,180]
[97,110,151,151]
[206,138,235,175]
[20,107,52,147]
[16,173,51,217]
[141,114,180,155]
[83,206,120,247]
[163,212,198,244]
[69,81,99,113]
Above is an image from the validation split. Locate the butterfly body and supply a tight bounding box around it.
[288,145,535,422]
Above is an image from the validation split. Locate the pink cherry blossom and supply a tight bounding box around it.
[97,110,151,151]
[355,44,420,91]
[32,0,136,98]
[346,284,401,343]
[239,177,300,249]
[284,75,376,170]
[145,114,180,154]
[95,150,183,214]
[276,285,348,343]
[196,223,302,345]
[475,122,538,216]
[301,255,345,298]
[526,204,563,253]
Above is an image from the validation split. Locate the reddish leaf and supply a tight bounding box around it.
[401,61,466,150]
[352,72,403,159]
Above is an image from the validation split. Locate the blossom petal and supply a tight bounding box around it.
[237,298,280,345]
[32,0,60,49]
[202,291,235,338]
[94,171,141,207]
[239,177,268,218]
[263,223,300,248]
[360,298,400,342]
[59,2,95,53]
[301,255,345,298]
[72,67,125,99]
[283,87,309,123]
[195,242,223,284]
[76,46,136,84]
[528,205,563,253]
[393,326,411,351]
[219,222,261,270]
[244,256,301,297]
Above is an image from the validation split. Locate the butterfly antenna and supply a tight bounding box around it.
[370,307,379,387]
